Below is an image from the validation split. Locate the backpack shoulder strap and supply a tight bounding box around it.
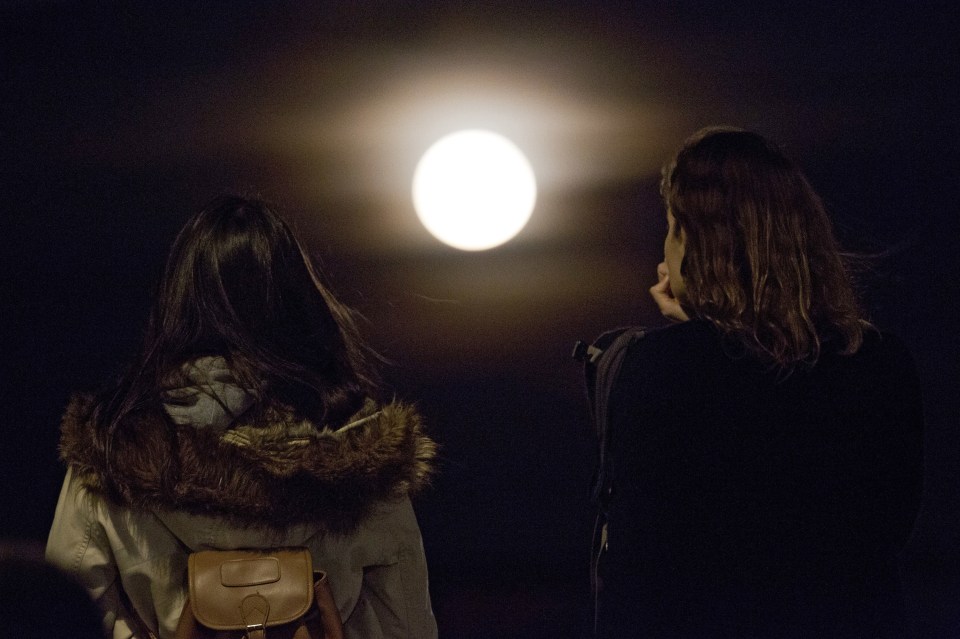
[116,580,160,639]
[590,328,646,439]
[573,326,646,638]
[573,326,647,468]
[574,326,647,516]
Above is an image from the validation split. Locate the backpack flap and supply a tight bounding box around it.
[188,548,314,631]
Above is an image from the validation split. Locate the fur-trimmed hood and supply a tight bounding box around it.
[59,387,436,535]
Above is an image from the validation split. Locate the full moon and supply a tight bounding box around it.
[412,129,537,251]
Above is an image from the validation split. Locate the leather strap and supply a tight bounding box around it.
[116,580,160,639]
[239,593,269,639]
[313,572,345,639]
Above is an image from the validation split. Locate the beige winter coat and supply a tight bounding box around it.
[46,358,438,639]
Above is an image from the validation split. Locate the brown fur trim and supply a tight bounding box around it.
[59,394,436,534]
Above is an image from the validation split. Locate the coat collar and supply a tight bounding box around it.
[59,394,435,534]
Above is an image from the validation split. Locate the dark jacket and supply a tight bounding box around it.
[598,321,923,639]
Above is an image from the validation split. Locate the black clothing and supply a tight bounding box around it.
[598,321,924,638]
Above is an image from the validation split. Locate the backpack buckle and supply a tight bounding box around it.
[572,340,604,364]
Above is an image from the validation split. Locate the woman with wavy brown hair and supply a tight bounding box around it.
[595,128,923,638]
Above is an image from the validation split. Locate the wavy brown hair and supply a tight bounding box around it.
[661,127,866,369]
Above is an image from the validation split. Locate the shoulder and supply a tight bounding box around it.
[591,321,717,363]
[58,393,111,493]
[819,327,920,385]
[818,329,924,416]
[855,328,917,367]
[618,320,724,378]
[587,321,727,417]
[633,320,717,350]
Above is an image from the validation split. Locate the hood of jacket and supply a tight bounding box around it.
[59,359,436,535]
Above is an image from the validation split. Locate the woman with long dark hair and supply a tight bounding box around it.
[46,196,437,638]
[595,128,923,637]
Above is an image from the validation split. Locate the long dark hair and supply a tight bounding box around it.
[91,195,378,464]
[661,127,866,368]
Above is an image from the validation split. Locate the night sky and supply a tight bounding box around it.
[2,1,958,637]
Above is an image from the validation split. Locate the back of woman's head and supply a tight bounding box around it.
[661,127,865,368]
[157,195,336,363]
[100,196,376,436]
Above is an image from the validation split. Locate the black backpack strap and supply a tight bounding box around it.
[573,327,646,504]
[573,326,646,638]
[592,328,645,502]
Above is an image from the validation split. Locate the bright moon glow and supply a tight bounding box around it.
[413,129,537,251]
